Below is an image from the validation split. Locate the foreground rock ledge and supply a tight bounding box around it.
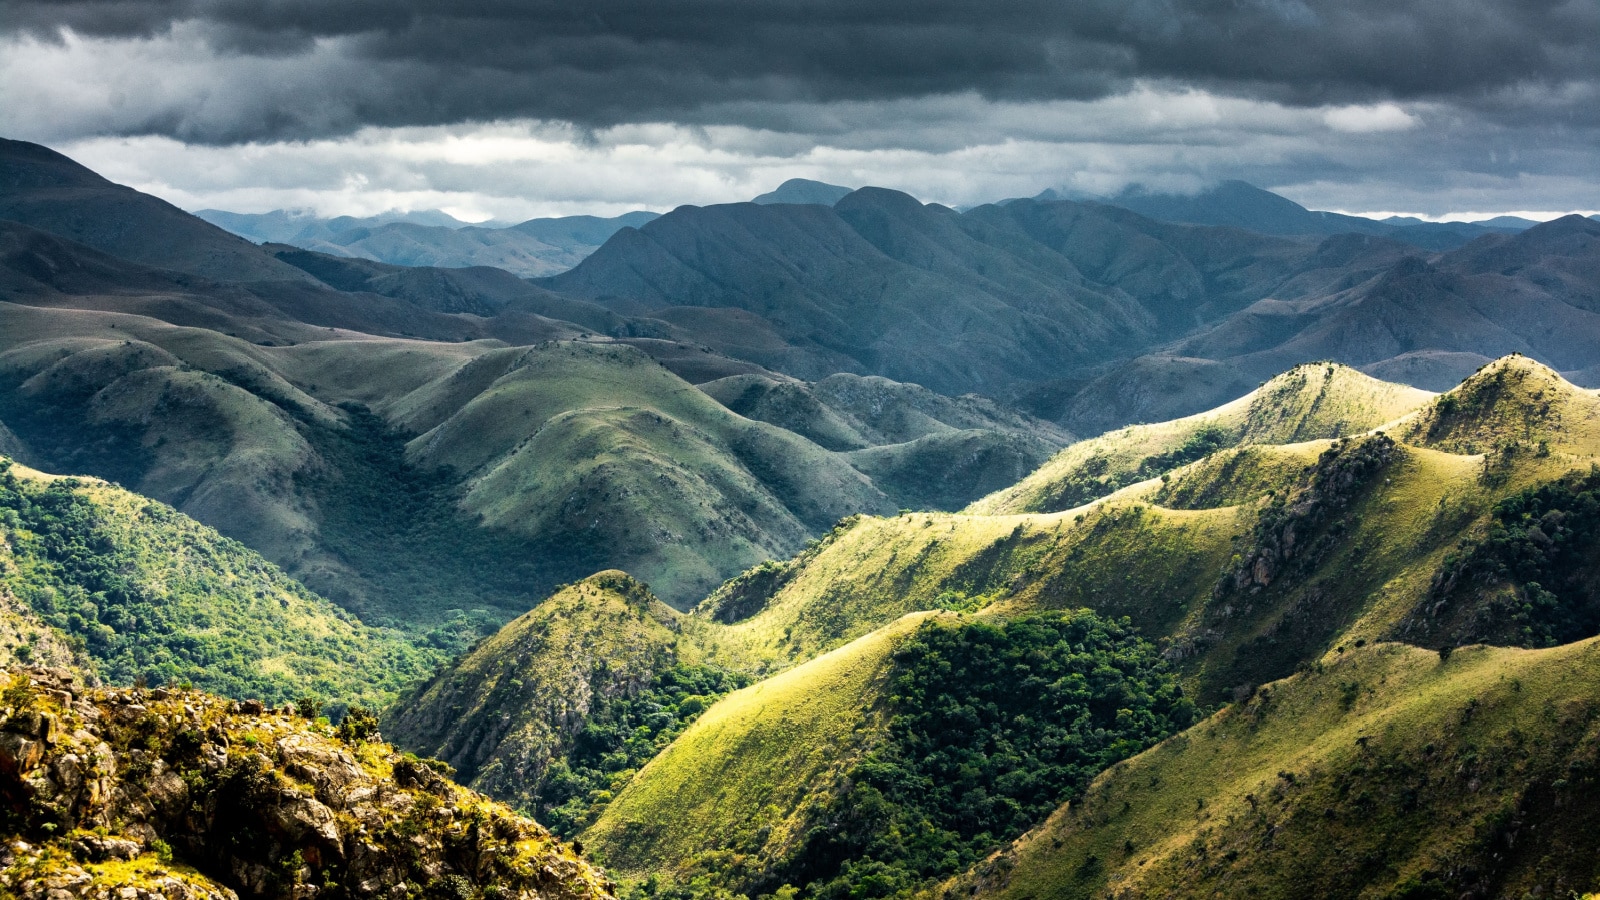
[0,667,618,900]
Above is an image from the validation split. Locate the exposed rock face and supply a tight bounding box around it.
[1220,433,1398,596]
[0,667,617,900]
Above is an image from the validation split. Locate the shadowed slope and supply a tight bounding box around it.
[384,571,738,824]
[0,138,314,285]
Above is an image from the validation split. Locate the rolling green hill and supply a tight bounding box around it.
[698,357,1600,704]
[0,297,899,615]
[0,284,1078,618]
[418,356,1600,900]
[577,607,1198,899]
[582,611,937,883]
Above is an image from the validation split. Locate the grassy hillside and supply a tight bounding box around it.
[384,571,746,830]
[583,612,936,881]
[399,341,892,605]
[700,501,1239,676]
[694,357,1600,703]
[381,356,1600,900]
[582,608,1198,899]
[954,638,1600,900]
[1,292,1071,618]
[0,457,436,706]
[701,373,1073,452]
[700,372,1071,511]
[0,301,898,615]
[969,362,1432,515]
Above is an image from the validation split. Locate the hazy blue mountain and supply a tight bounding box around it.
[1063,215,1600,431]
[193,208,482,244]
[197,207,660,277]
[1105,180,1527,250]
[1385,214,1541,230]
[751,178,854,205]
[508,210,660,246]
[543,189,1387,395]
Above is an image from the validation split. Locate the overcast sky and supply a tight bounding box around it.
[4,0,1597,221]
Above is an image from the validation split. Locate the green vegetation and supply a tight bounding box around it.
[767,612,1197,899]
[954,639,1600,900]
[970,363,1431,516]
[544,664,749,837]
[581,611,1194,900]
[540,356,1600,900]
[296,402,546,639]
[585,614,938,883]
[0,458,436,706]
[1417,466,1600,647]
[384,571,748,821]
[0,667,617,900]
[1136,425,1229,477]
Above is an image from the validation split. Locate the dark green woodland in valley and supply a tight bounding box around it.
[3,136,1600,900]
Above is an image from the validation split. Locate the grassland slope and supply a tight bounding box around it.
[583,612,942,879]
[384,571,743,825]
[954,639,1600,900]
[969,361,1432,515]
[394,356,1600,899]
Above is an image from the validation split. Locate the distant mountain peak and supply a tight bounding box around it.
[1109,180,1319,231]
[751,178,854,206]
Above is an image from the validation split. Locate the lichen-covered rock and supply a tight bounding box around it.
[0,668,618,900]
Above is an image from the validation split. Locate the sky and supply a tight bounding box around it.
[4,0,1597,222]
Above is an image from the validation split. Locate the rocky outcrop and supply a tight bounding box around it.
[0,667,617,900]
[1219,433,1398,596]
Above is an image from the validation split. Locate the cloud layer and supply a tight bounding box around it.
[6,0,1597,143]
[4,0,1597,216]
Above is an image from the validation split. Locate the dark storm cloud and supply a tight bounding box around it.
[6,0,1596,142]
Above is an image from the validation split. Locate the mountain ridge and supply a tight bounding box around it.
[439,355,1600,900]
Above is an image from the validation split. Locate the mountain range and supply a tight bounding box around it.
[0,139,1077,615]
[192,176,862,278]
[6,136,1600,614]
[5,128,1600,899]
[389,355,1600,900]
[545,184,1600,427]
[197,206,661,278]
[1104,180,1532,249]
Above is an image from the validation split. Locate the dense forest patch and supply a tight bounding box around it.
[637,611,1198,900]
[1400,466,1600,648]
[543,664,750,837]
[0,458,434,705]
